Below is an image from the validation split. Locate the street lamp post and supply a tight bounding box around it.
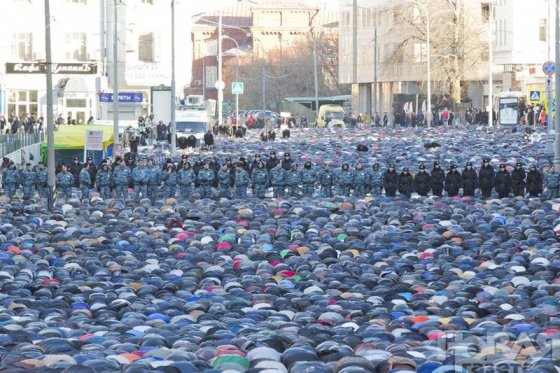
[113,0,119,157]
[488,0,494,127]
[44,0,55,211]
[218,14,224,130]
[554,0,560,169]
[170,0,176,156]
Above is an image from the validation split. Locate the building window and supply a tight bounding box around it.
[7,90,38,121]
[65,32,87,61]
[503,19,507,45]
[206,39,218,56]
[12,33,33,61]
[138,33,154,62]
[68,0,87,4]
[141,0,153,3]
[539,19,547,42]
[205,66,217,88]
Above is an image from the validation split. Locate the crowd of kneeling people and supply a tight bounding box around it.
[1,151,558,201]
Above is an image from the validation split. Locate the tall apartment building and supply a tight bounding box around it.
[0,0,189,123]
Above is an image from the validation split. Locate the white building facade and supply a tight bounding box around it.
[0,0,188,124]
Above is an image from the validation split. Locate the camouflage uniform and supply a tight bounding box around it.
[369,165,383,196]
[335,166,354,197]
[353,164,369,197]
[177,167,196,199]
[113,164,131,199]
[132,165,148,200]
[286,166,302,197]
[56,170,75,199]
[146,165,161,200]
[2,166,19,198]
[79,168,92,200]
[270,166,287,198]
[218,168,232,198]
[317,166,334,197]
[161,168,177,199]
[234,168,250,198]
[543,169,560,199]
[198,167,215,198]
[20,167,36,198]
[35,165,48,198]
[251,167,269,198]
[301,166,316,197]
[96,168,113,199]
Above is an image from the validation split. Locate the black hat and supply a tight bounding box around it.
[516,162,522,167]
[466,161,473,166]
[419,164,426,170]
[87,156,93,161]
[182,154,188,159]
[284,153,290,157]
[499,164,506,168]
[38,161,44,165]
[167,163,173,168]
[73,156,79,161]
[58,160,65,165]
[226,157,232,161]
[450,165,457,169]
[26,162,31,166]
[270,151,276,155]
[483,158,490,162]
[255,154,261,158]
[239,156,246,162]
[530,164,537,168]
[434,161,440,166]
[389,164,395,168]
[196,157,201,161]
[403,167,409,172]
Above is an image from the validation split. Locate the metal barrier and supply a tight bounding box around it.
[0,131,44,158]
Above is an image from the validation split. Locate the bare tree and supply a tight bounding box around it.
[386,0,487,106]
[222,33,349,111]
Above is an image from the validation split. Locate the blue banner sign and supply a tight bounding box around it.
[99,92,143,103]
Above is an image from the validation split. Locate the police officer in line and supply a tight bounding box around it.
[270,161,287,198]
[511,162,526,197]
[301,161,316,197]
[218,164,232,198]
[383,164,399,197]
[369,163,383,196]
[161,163,177,199]
[336,163,353,197]
[413,163,431,196]
[251,161,269,198]
[178,161,196,199]
[526,164,543,197]
[198,161,215,198]
[79,162,92,201]
[398,167,413,198]
[430,161,445,197]
[461,162,477,197]
[56,164,75,200]
[20,162,36,199]
[35,162,48,198]
[132,158,148,201]
[478,158,495,198]
[286,164,301,197]
[234,162,250,198]
[544,165,559,199]
[353,161,369,198]
[113,158,131,199]
[317,163,334,197]
[2,161,19,198]
[96,163,113,199]
[444,165,462,197]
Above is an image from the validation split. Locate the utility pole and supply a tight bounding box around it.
[113,0,119,158]
[170,0,176,156]
[426,5,431,128]
[545,0,554,154]
[218,14,223,130]
[44,0,55,211]
[488,0,493,127]
[373,7,378,117]
[554,0,560,169]
[313,28,319,117]
[262,65,266,112]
